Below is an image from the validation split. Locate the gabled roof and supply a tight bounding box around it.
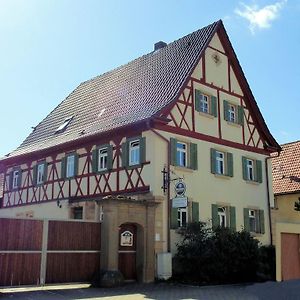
[1,20,279,163]
[272,141,300,195]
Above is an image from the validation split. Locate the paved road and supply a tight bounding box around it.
[1,280,300,300]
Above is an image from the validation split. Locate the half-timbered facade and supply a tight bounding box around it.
[0,20,280,282]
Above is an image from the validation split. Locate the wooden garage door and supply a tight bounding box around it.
[281,233,300,280]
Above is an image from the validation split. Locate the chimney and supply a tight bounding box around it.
[154,41,167,51]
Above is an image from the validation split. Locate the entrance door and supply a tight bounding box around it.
[118,223,137,280]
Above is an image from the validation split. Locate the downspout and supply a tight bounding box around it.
[265,149,281,246]
[149,127,171,253]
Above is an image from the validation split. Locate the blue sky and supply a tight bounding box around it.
[0,0,299,157]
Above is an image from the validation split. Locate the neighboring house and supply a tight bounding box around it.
[0,20,280,283]
[272,141,300,281]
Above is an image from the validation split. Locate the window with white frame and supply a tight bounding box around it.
[228,104,236,123]
[12,169,20,189]
[218,206,227,227]
[37,163,45,185]
[246,159,254,181]
[129,140,140,166]
[176,142,187,167]
[98,147,108,171]
[178,207,187,227]
[249,209,257,232]
[66,155,75,178]
[216,151,225,175]
[200,94,209,114]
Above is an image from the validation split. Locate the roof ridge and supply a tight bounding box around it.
[280,140,300,147]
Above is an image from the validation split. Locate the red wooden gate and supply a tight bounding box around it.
[281,233,300,281]
[0,217,101,286]
[118,223,137,280]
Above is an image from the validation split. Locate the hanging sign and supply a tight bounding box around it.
[172,197,188,208]
[120,230,134,247]
[174,181,186,197]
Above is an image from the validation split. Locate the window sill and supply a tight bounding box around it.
[198,111,215,119]
[245,180,260,185]
[250,232,264,237]
[214,173,231,180]
[226,121,241,128]
[174,166,194,173]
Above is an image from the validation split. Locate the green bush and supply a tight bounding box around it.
[174,222,273,285]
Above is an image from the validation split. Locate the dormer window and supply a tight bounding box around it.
[55,116,73,133]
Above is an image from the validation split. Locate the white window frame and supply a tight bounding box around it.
[178,207,188,227]
[200,93,209,114]
[129,140,140,166]
[12,169,20,189]
[218,206,227,227]
[176,142,188,167]
[98,147,108,171]
[246,159,255,181]
[249,209,257,232]
[228,104,236,123]
[66,155,75,178]
[37,163,45,185]
[216,151,225,175]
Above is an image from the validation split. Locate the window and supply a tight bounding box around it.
[12,169,20,189]
[177,208,187,228]
[55,116,73,133]
[36,163,46,185]
[228,104,236,123]
[244,208,265,234]
[249,209,256,232]
[195,89,218,117]
[73,207,83,219]
[129,140,140,166]
[66,155,75,178]
[98,148,108,171]
[216,151,225,175]
[223,100,243,125]
[211,149,233,177]
[218,206,227,227]
[242,157,263,183]
[176,142,187,167]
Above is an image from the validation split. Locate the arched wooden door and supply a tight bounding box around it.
[118,223,137,280]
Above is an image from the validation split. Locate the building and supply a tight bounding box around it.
[0,20,280,283]
[271,141,300,281]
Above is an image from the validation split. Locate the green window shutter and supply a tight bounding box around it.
[226,152,234,177]
[140,137,146,164]
[8,171,13,190]
[43,163,48,183]
[33,165,37,186]
[61,157,66,178]
[74,154,79,176]
[256,160,263,183]
[92,148,98,173]
[242,157,247,180]
[189,143,198,170]
[192,202,199,222]
[121,142,129,168]
[230,206,236,231]
[223,100,229,121]
[210,148,216,174]
[210,96,218,117]
[238,106,244,126]
[243,208,250,232]
[107,145,113,170]
[17,169,22,188]
[170,207,179,229]
[211,204,218,228]
[259,210,265,234]
[170,138,177,166]
[195,89,201,112]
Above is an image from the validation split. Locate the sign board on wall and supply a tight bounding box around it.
[120,230,133,247]
[172,197,188,208]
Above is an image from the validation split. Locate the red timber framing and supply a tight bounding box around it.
[2,132,150,209]
[157,27,273,155]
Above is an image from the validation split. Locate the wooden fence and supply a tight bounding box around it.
[0,218,101,286]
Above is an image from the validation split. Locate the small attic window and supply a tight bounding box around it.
[55,116,73,133]
[98,108,106,118]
